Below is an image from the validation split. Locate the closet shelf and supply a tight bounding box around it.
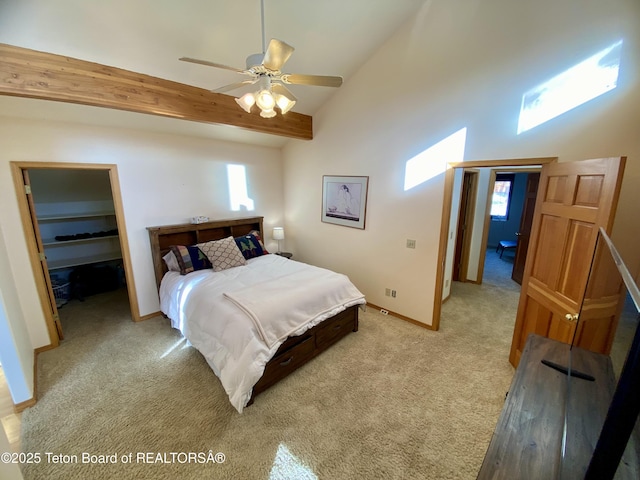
[37,211,116,222]
[47,252,122,270]
[42,235,119,247]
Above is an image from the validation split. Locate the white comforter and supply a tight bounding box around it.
[160,254,366,412]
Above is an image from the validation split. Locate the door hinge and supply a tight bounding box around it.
[39,252,46,261]
[24,184,32,194]
[53,313,60,321]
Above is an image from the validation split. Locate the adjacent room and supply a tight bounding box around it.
[1,0,639,479]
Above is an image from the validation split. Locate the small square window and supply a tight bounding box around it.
[491,174,515,221]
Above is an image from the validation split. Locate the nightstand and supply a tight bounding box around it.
[275,252,293,259]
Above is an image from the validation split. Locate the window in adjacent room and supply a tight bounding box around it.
[490,173,515,221]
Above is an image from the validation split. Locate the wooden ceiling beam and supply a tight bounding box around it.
[0,43,313,140]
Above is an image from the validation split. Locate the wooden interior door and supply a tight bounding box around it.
[509,157,626,367]
[453,171,477,281]
[511,172,540,285]
[573,230,627,354]
[22,169,64,340]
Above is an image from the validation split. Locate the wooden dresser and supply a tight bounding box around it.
[478,334,638,479]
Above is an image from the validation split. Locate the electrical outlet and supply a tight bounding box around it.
[391,290,396,298]
[385,288,391,296]
[380,309,389,315]
[445,279,450,288]
[406,239,416,249]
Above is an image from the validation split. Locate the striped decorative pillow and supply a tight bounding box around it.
[168,245,212,275]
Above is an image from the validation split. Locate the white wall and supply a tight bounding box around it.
[283,0,640,326]
[0,106,284,351]
[0,223,33,404]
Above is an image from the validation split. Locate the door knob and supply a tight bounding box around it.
[565,313,579,322]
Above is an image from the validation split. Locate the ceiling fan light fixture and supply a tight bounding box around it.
[275,93,296,114]
[255,89,276,111]
[235,92,255,113]
[259,108,277,118]
[180,0,343,119]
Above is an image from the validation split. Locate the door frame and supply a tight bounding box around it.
[453,170,478,282]
[432,157,557,331]
[10,161,140,348]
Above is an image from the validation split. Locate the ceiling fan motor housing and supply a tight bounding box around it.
[246,53,265,70]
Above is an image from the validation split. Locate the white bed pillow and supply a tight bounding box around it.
[197,236,247,272]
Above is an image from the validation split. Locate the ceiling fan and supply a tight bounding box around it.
[179,0,343,118]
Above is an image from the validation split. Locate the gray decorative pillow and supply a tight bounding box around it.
[197,236,247,272]
[162,251,181,272]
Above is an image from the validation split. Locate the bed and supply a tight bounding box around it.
[147,216,365,412]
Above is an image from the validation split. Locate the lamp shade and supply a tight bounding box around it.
[259,108,277,118]
[235,93,255,113]
[272,227,285,240]
[275,94,296,114]
[272,83,297,114]
[256,89,276,111]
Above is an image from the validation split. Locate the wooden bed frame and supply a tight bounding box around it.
[147,216,359,405]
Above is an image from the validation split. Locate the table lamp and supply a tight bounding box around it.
[272,227,284,254]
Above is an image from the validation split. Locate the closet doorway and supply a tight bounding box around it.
[10,162,138,347]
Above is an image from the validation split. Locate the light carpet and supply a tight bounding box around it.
[21,253,519,479]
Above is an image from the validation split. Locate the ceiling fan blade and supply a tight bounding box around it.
[262,39,295,71]
[179,57,247,73]
[281,73,343,88]
[272,83,297,101]
[213,79,258,94]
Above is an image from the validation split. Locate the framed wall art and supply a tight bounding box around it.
[322,175,369,229]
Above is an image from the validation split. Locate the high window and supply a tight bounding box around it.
[490,173,515,221]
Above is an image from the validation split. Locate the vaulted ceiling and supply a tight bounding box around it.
[0,0,426,146]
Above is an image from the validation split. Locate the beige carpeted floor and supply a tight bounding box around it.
[21,250,521,479]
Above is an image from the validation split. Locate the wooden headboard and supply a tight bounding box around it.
[147,216,264,289]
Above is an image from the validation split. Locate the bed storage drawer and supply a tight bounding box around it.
[249,305,359,405]
[257,335,315,391]
[316,308,355,349]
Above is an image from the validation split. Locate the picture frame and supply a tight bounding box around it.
[322,175,369,229]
